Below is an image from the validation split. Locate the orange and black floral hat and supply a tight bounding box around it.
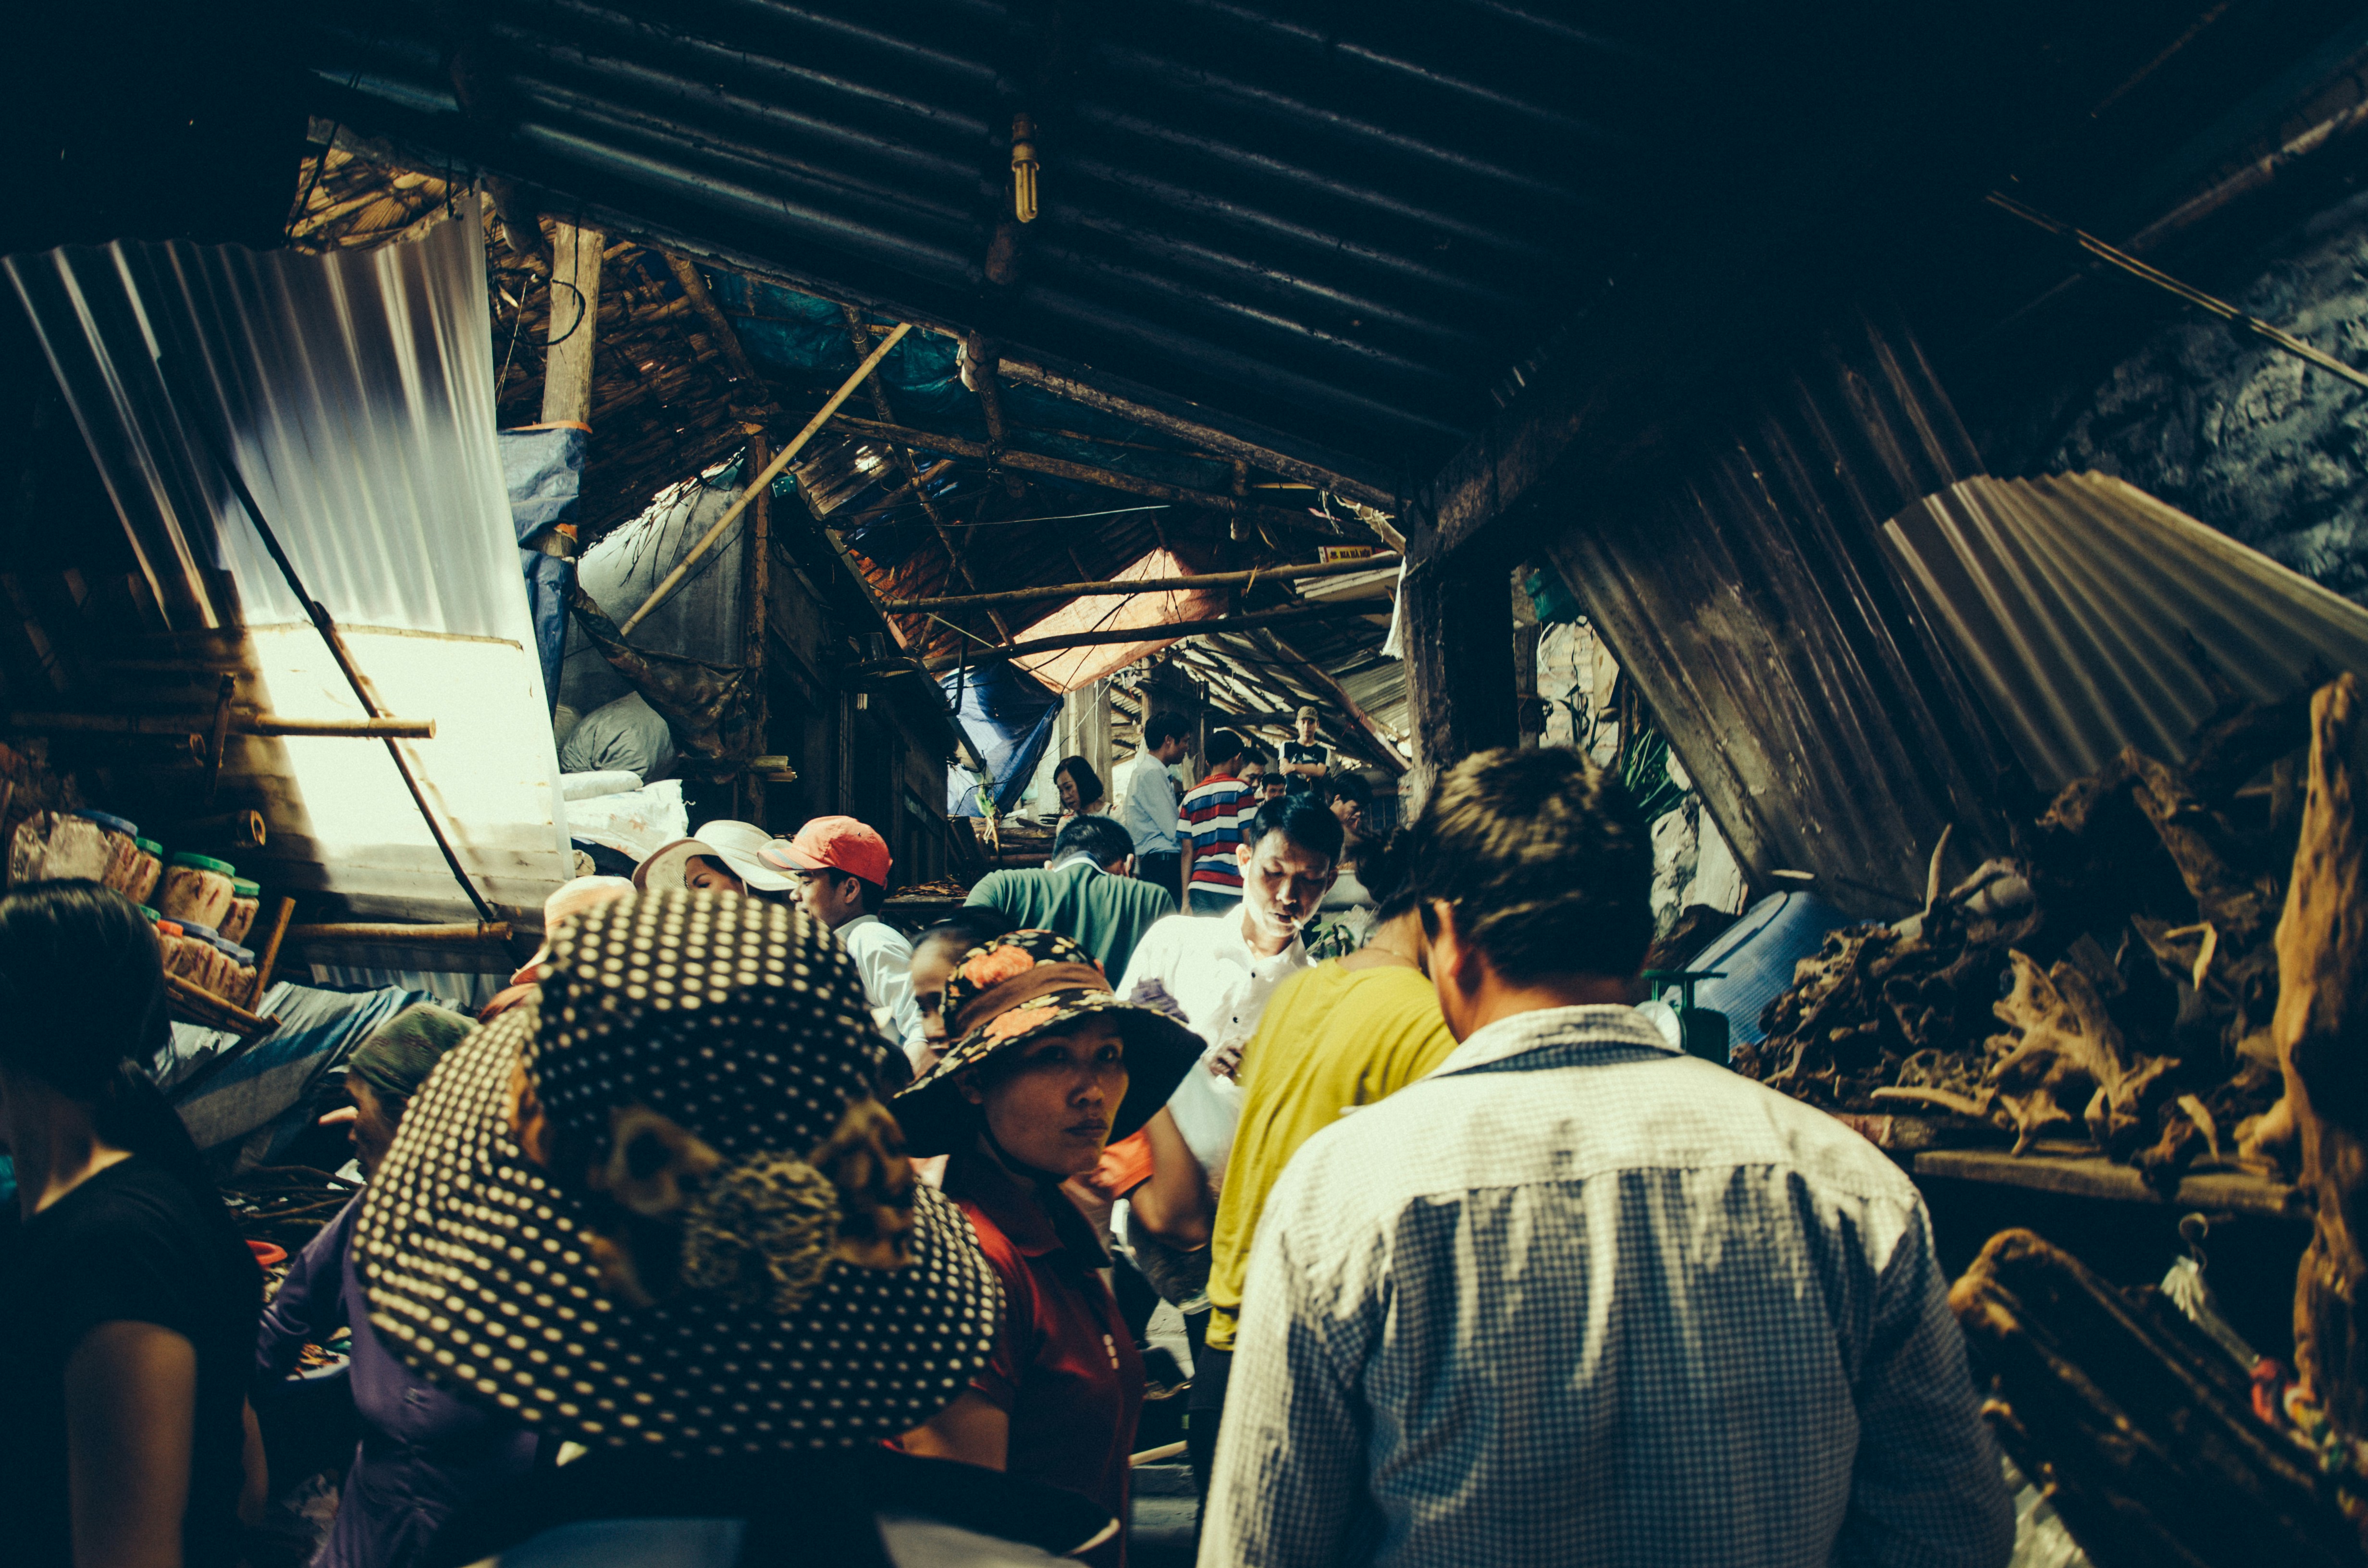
[892,930,1203,1156]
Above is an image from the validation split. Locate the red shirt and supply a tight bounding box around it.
[943,1148,1145,1564]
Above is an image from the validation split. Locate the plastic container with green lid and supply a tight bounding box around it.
[124,837,165,907]
[137,905,159,922]
[221,879,264,944]
[159,852,236,930]
[74,810,143,895]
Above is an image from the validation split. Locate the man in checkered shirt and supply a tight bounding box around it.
[1200,748,2013,1568]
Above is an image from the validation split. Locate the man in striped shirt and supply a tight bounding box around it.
[1178,728,1257,915]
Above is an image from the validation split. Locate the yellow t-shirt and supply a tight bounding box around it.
[1204,961,1459,1352]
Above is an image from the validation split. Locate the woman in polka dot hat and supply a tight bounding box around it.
[893,930,1203,1566]
[352,888,1116,1565]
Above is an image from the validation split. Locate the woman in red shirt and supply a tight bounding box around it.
[894,931,1200,1562]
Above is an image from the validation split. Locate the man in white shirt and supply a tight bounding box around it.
[1201,747,2013,1568]
[1121,713,1192,897]
[763,816,924,1048]
[1116,794,1344,1191]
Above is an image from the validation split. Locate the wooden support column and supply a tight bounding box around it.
[1402,552,1521,805]
[742,426,772,826]
[541,223,604,427]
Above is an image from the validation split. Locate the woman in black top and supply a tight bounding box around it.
[0,881,260,1568]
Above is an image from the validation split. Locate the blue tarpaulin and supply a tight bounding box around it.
[942,663,1061,818]
[501,425,586,711]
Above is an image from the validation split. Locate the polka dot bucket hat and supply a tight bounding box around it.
[355,888,1001,1457]
[893,930,1204,1157]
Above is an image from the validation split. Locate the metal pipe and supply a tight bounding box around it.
[881,553,1397,613]
[621,322,913,636]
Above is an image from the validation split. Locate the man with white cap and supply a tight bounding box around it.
[762,816,924,1053]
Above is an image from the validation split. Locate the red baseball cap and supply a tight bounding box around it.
[763,815,892,887]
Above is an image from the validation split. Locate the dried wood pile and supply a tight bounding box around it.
[1734,671,2318,1190]
[1951,1228,2360,1567]
[1944,679,2368,1564]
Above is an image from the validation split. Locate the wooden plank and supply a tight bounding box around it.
[1400,555,1520,801]
[879,553,1399,615]
[1908,1147,2304,1219]
[542,222,603,427]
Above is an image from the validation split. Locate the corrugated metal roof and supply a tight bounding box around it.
[1881,471,2368,791]
[301,0,1682,478]
[1543,309,2013,916]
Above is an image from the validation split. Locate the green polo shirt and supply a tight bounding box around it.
[965,858,1178,981]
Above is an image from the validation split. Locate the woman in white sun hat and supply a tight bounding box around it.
[632,820,798,902]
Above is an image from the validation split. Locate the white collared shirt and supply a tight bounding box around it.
[834,913,923,1048]
[1202,1004,2012,1568]
[1115,907,1309,1178]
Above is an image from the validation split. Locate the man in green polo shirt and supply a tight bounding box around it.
[964,815,1177,980]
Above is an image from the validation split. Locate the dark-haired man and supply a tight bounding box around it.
[904,906,1018,1073]
[964,814,1177,985]
[1178,728,1256,916]
[1202,748,2012,1568]
[1117,796,1341,1225]
[1122,713,1192,897]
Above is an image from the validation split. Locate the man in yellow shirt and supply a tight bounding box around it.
[1187,834,1458,1501]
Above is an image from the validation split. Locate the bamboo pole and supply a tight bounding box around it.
[910,602,1362,672]
[286,921,513,944]
[818,412,1325,531]
[620,322,913,637]
[743,425,772,826]
[881,553,1397,614]
[165,970,277,1034]
[6,711,434,739]
[665,254,762,385]
[248,895,296,1006]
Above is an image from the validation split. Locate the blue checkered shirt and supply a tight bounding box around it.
[1201,1005,2012,1568]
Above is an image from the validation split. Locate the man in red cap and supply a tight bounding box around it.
[763,817,923,1051]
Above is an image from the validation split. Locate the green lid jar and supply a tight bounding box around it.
[136,838,162,856]
[233,878,261,896]
[138,905,160,922]
[167,852,236,876]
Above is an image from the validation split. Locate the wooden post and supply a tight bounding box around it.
[743,428,772,827]
[541,223,604,428]
[247,895,296,1007]
[1401,552,1521,805]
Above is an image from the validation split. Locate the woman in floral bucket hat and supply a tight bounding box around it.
[894,931,1201,1565]
[352,889,1116,1568]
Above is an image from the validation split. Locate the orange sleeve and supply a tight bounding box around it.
[1072,1129,1156,1203]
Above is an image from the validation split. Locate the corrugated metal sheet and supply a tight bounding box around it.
[1542,310,2014,916]
[1012,549,1228,692]
[302,1,1682,473]
[1882,472,2368,790]
[4,205,573,921]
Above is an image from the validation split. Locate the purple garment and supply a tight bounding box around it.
[257,1195,539,1568]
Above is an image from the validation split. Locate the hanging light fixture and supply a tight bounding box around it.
[1011,114,1040,224]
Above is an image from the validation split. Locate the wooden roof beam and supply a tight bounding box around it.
[818,413,1326,535]
[879,552,1397,614]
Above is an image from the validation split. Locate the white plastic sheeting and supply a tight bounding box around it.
[1881,472,2368,792]
[5,204,571,919]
